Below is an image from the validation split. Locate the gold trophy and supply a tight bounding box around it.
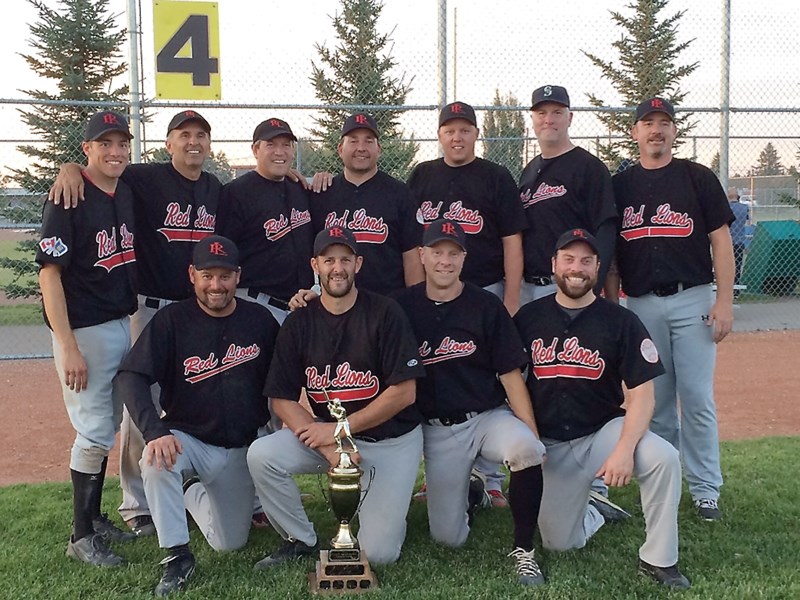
[308,393,378,594]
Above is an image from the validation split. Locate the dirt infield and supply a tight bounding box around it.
[1,330,799,487]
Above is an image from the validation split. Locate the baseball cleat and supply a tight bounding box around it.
[694,498,722,521]
[93,513,136,543]
[155,552,196,596]
[253,538,319,570]
[588,490,631,523]
[638,559,691,589]
[251,511,271,529]
[487,489,509,508]
[508,547,545,586]
[126,514,156,537]
[66,533,125,567]
[412,483,428,502]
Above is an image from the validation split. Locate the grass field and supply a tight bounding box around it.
[1,437,798,599]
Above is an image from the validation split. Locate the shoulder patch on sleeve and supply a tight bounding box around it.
[640,338,659,364]
[39,236,68,257]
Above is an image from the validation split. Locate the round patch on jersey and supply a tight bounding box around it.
[640,338,659,364]
[407,359,419,367]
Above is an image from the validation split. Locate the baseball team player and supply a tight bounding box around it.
[726,187,750,293]
[308,112,424,296]
[514,228,690,589]
[407,101,525,505]
[607,97,735,521]
[518,85,617,304]
[391,219,547,586]
[37,110,138,566]
[216,118,314,324]
[115,236,280,596]
[50,110,222,536]
[247,226,425,567]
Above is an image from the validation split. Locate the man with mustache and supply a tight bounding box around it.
[247,226,425,568]
[514,228,690,589]
[607,97,735,522]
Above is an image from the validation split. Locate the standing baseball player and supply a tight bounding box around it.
[608,97,735,521]
[50,110,222,536]
[518,85,617,304]
[115,235,280,596]
[391,219,547,586]
[408,101,525,505]
[216,118,313,324]
[247,226,424,567]
[37,110,138,566]
[514,228,690,589]
[307,112,423,296]
[726,187,750,294]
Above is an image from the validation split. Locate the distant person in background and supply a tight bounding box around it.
[726,187,750,295]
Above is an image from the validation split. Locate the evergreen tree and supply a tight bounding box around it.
[710,151,721,177]
[748,142,785,176]
[482,90,526,181]
[583,0,698,168]
[0,0,128,299]
[309,0,417,179]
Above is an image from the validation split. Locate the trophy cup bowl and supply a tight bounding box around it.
[328,460,363,555]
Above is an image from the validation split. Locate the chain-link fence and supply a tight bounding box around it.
[1,0,799,358]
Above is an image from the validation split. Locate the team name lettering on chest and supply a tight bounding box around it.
[419,337,477,365]
[442,201,483,234]
[620,202,694,240]
[324,210,388,243]
[530,336,605,380]
[158,202,215,242]
[94,224,136,272]
[416,201,443,224]
[305,362,380,403]
[520,182,567,208]
[183,343,261,384]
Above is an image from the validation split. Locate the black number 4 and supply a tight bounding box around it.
[157,15,219,86]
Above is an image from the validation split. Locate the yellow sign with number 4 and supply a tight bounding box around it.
[153,1,221,100]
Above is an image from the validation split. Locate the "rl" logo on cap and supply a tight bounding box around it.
[355,114,368,125]
[451,103,464,113]
[103,114,119,125]
[651,99,664,109]
[329,227,345,238]
[442,222,457,235]
[572,229,585,238]
[209,242,227,256]
[269,119,283,127]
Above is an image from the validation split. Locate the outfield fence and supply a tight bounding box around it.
[1,0,799,358]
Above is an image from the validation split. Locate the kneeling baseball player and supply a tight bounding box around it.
[391,219,547,586]
[115,236,280,596]
[514,229,690,589]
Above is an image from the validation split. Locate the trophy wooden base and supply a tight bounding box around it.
[308,549,379,594]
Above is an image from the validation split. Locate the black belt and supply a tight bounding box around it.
[524,275,553,286]
[246,289,290,311]
[425,411,480,427]
[143,297,169,309]
[650,282,698,297]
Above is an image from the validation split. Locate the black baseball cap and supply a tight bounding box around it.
[313,226,358,256]
[635,97,675,122]
[439,102,477,127]
[341,112,380,138]
[253,118,297,143]
[423,219,467,250]
[167,110,212,135]
[554,228,599,256]
[192,235,240,270]
[84,110,133,141]
[531,85,570,110]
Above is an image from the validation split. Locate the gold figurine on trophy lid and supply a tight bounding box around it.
[308,391,379,594]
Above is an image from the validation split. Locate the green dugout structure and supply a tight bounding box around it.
[741,220,800,296]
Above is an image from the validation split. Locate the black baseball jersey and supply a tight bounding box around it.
[116,298,280,448]
[265,290,424,441]
[612,159,735,297]
[407,158,525,287]
[121,162,220,301]
[216,172,314,300]
[518,147,617,278]
[310,171,421,296]
[36,173,137,329]
[391,282,527,419]
[514,295,665,441]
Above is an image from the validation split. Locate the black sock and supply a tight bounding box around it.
[509,465,543,551]
[71,469,97,541]
[169,544,192,558]
[90,457,109,520]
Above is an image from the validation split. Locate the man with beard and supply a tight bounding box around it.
[514,229,690,589]
[115,236,280,596]
[248,226,425,568]
[608,97,735,521]
[50,110,223,536]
